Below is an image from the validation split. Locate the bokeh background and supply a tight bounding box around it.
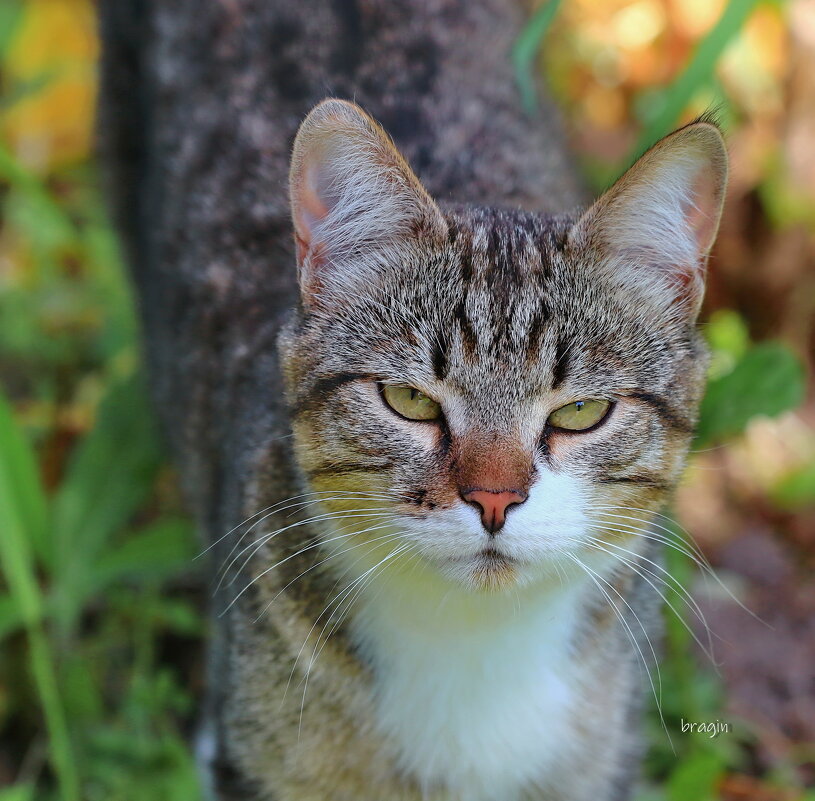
[0,1,813,799]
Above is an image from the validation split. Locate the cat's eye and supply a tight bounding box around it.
[381,384,442,421]
[548,399,611,431]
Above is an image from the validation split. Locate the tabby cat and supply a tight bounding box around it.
[100,2,727,799]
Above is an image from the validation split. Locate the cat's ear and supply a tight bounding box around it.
[571,121,728,317]
[289,99,445,308]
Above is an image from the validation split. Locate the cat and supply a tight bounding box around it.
[99,1,727,800]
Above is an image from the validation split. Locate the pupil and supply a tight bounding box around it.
[575,401,584,411]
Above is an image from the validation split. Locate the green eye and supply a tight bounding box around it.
[382,385,442,421]
[548,399,611,431]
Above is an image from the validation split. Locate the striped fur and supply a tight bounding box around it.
[266,103,726,799]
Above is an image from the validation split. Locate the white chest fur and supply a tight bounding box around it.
[351,568,590,801]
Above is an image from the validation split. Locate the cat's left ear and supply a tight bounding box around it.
[571,121,728,317]
[289,99,445,309]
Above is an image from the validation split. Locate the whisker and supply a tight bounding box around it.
[584,535,717,664]
[296,542,413,742]
[585,530,714,641]
[306,539,413,679]
[294,535,409,680]
[279,527,408,710]
[586,517,711,573]
[217,507,392,590]
[200,489,400,560]
[591,507,711,566]
[220,516,397,614]
[215,498,395,581]
[567,553,673,752]
[253,525,404,624]
[214,491,399,571]
[588,511,767,626]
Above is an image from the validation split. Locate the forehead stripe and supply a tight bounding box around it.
[525,302,549,363]
[432,337,449,380]
[454,299,478,356]
[551,337,570,390]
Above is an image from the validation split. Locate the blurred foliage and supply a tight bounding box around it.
[0,0,813,799]
[0,2,202,799]
[0,378,202,801]
[1,0,97,172]
[697,342,805,447]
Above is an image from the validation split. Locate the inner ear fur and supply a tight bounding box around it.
[289,98,445,307]
[570,121,728,316]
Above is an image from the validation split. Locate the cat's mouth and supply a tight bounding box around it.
[423,543,524,591]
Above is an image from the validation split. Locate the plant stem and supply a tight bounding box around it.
[631,0,762,160]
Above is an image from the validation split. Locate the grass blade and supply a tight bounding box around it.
[0,1,22,59]
[513,0,563,114]
[91,517,195,594]
[0,393,80,801]
[630,0,761,159]
[0,389,47,562]
[51,374,162,634]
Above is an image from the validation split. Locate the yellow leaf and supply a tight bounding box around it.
[1,0,99,173]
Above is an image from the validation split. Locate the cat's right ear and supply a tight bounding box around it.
[289,99,445,309]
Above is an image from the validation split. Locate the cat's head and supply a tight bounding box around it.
[279,99,727,592]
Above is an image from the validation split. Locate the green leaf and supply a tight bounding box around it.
[0,785,34,801]
[85,725,201,801]
[0,1,22,58]
[149,598,205,637]
[0,391,48,564]
[0,390,45,629]
[0,146,76,249]
[0,399,79,800]
[695,342,806,447]
[92,518,196,592]
[512,0,563,114]
[0,593,23,641]
[630,0,760,160]
[633,788,666,801]
[666,750,725,801]
[51,374,163,633]
[704,309,750,380]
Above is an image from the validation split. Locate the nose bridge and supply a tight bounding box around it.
[454,431,532,534]
[454,430,533,495]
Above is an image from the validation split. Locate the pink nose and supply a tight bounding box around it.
[461,488,527,534]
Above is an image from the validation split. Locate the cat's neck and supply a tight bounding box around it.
[341,546,597,801]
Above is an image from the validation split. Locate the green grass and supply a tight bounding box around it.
[629,0,766,161]
[0,396,78,801]
[0,132,202,799]
[513,0,564,114]
[0,374,202,799]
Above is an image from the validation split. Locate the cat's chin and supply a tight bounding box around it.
[438,549,525,593]
[426,547,584,595]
